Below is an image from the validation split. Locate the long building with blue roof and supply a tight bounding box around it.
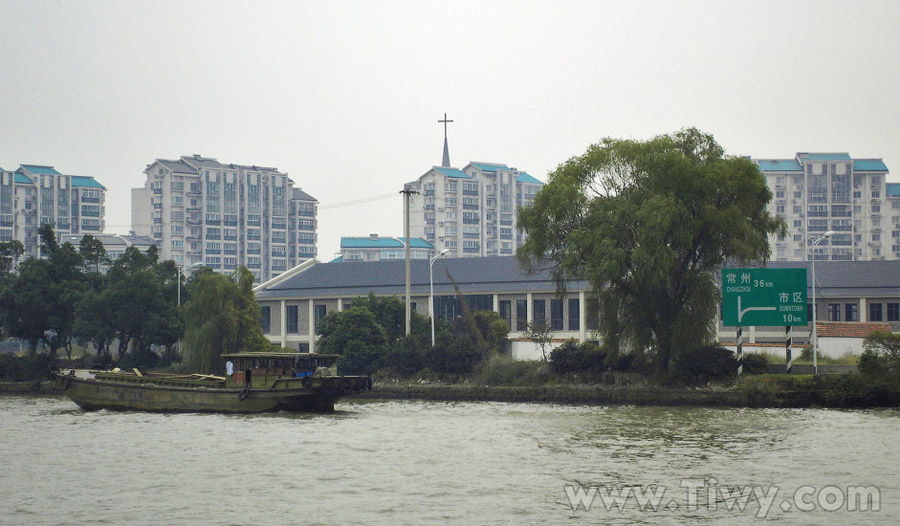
[0,164,107,258]
[252,256,900,357]
[753,152,896,262]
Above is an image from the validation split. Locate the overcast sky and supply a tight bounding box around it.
[2,1,898,260]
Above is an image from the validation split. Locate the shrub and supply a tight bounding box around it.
[473,354,551,386]
[384,335,424,376]
[549,340,605,374]
[675,346,736,382]
[116,349,160,371]
[742,353,770,375]
[859,331,900,378]
[424,332,481,374]
[0,352,57,381]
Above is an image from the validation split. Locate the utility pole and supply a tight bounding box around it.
[400,187,419,335]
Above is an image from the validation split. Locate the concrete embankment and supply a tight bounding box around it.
[356,383,762,407]
[0,380,60,395]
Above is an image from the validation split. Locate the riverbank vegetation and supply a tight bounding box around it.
[0,225,269,379]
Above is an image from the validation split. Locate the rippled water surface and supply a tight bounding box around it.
[1,396,897,525]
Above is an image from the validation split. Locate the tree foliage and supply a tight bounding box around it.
[182,267,269,373]
[318,306,389,375]
[517,128,784,371]
[859,331,900,378]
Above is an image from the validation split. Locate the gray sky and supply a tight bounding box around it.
[2,0,898,260]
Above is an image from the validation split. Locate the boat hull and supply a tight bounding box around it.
[57,375,347,413]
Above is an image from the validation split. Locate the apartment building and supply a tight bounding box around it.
[888,182,900,258]
[0,164,106,258]
[754,153,893,261]
[131,154,317,283]
[404,162,543,257]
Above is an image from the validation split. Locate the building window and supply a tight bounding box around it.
[314,304,327,334]
[828,303,841,322]
[845,304,858,322]
[286,305,299,334]
[888,303,900,322]
[568,298,580,331]
[260,306,271,333]
[869,303,883,322]
[533,299,546,327]
[550,299,563,331]
[499,300,511,330]
[516,299,527,332]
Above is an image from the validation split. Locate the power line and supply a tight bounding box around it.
[318,192,399,211]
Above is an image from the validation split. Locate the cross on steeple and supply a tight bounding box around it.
[439,113,453,167]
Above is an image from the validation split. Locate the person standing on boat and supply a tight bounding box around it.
[225,360,234,376]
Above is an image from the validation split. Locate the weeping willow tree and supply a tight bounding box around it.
[517,128,785,372]
[182,266,270,373]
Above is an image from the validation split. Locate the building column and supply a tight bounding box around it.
[493,293,499,314]
[526,292,533,325]
[308,300,316,354]
[859,298,867,323]
[279,300,287,348]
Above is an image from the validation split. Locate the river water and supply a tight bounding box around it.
[0,396,897,525]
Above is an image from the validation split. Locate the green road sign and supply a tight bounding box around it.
[722,268,808,327]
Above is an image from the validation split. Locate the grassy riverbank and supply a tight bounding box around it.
[4,355,897,409]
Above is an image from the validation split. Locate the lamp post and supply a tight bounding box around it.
[810,230,835,375]
[177,263,203,306]
[429,249,450,346]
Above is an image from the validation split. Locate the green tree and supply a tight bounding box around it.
[517,128,784,372]
[523,321,554,362]
[859,331,900,377]
[317,306,389,375]
[0,225,88,357]
[0,240,24,273]
[78,234,109,275]
[182,267,269,373]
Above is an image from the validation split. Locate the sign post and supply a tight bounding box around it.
[722,268,808,374]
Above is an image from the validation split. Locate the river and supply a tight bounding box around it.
[0,396,897,525]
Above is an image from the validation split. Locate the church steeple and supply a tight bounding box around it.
[438,113,453,167]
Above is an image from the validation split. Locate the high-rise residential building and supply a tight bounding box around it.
[0,164,106,258]
[339,235,434,262]
[754,153,893,261]
[404,162,543,257]
[888,182,900,258]
[132,154,317,283]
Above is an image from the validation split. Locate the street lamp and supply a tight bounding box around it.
[177,262,203,306]
[810,230,835,375]
[429,249,450,346]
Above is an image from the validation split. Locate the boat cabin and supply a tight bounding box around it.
[221,352,339,389]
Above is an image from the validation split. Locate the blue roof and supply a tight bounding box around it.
[19,165,62,176]
[434,167,470,179]
[853,159,888,172]
[14,173,33,184]
[341,237,433,249]
[71,176,105,189]
[886,183,900,197]
[516,172,542,184]
[756,159,803,172]
[470,162,510,172]
[803,153,852,161]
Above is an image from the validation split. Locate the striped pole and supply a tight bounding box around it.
[736,327,743,375]
[785,325,793,374]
